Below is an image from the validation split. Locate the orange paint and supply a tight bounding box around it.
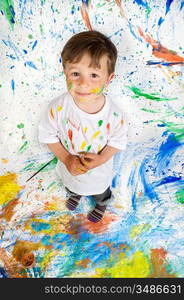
[0,198,19,221]
[80,3,92,31]
[150,248,176,278]
[77,212,118,234]
[76,258,90,268]
[138,27,184,63]
[50,108,55,119]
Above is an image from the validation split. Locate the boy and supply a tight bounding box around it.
[38,31,127,223]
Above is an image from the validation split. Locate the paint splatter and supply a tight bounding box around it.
[18,141,29,153]
[0,173,22,206]
[128,86,177,101]
[80,3,92,30]
[0,0,15,27]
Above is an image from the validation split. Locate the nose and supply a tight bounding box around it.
[78,76,88,87]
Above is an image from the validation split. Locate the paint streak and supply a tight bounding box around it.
[80,3,92,31]
[130,223,150,238]
[50,108,55,119]
[162,122,184,140]
[150,248,176,277]
[165,0,174,15]
[0,173,22,206]
[32,40,38,50]
[76,258,90,268]
[0,198,19,221]
[90,86,104,95]
[24,61,38,70]
[31,221,51,232]
[91,130,100,140]
[106,123,110,134]
[78,213,118,234]
[18,141,29,153]
[0,0,15,27]
[115,0,127,18]
[176,189,184,204]
[0,248,28,278]
[80,141,87,150]
[128,86,177,101]
[11,79,15,92]
[138,27,184,64]
[95,251,150,278]
[98,120,103,127]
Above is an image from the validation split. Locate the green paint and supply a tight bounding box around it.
[0,84,2,88]
[141,108,158,113]
[113,112,119,117]
[0,0,15,28]
[163,122,184,140]
[17,123,24,129]
[28,34,33,39]
[47,181,56,189]
[127,86,177,102]
[40,0,46,5]
[176,189,184,204]
[64,140,69,150]
[20,163,35,172]
[18,141,29,153]
[86,145,92,152]
[39,24,44,35]
[98,120,103,127]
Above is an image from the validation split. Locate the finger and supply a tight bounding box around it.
[83,153,96,160]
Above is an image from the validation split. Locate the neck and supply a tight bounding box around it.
[73,94,105,114]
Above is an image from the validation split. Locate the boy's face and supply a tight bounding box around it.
[63,52,114,103]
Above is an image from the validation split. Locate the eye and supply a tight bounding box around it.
[91,73,99,78]
[71,72,79,77]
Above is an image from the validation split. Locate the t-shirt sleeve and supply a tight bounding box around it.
[38,102,60,144]
[107,113,128,150]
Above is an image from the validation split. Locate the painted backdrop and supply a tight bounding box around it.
[0,0,184,278]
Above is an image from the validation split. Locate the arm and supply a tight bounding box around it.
[47,142,88,176]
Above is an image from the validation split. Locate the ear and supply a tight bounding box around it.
[106,72,115,84]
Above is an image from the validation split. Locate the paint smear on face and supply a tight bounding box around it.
[67,80,73,91]
[90,86,105,95]
[0,173,22,206]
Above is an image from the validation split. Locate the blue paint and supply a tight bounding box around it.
[32,40,38,50]
[52,233,71,243]
[6,54,16,60]
[11,79,15,92]
[41,235,52,246]
[128,165,138,209]
[31,221,51,232]
[165,0,174,15]
[23,49,28,54]
[155,176,182,187]
[128,22,142,42]
[24,61,38,70]
[0,267,8,278]
[158,17,164,26]
[155,133,181,176]
[180,1,184,10]
[134,0,149,10]
[139,157,159,201]
[147,61,184,66]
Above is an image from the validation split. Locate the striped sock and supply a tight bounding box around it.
[87,204,107,223]
[66,195,81,211]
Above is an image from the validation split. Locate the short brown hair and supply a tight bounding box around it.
[61,31,117,75]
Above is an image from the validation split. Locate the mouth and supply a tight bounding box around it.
[75,91,91,97]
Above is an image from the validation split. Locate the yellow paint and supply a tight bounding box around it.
[90,87,101,94]
[95,251,150,278]
[83,127,88,133]
[1,158,9,164]
[40,251,57,270]
[91,130,100,140]
[98,145,102,153]
[130,223,150,239]
[50,108,55,119]
[0,173,22,205]
[57,106,62,111]
[80,141,87,150]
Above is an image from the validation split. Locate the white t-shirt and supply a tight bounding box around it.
[38,92,127,195]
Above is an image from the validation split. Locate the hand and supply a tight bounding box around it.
[79,152,104,170]
[64,154,88,176]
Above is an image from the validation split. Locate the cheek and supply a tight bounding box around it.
[66,79,74,91]
[90,84,105,95]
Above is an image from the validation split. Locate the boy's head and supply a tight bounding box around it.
[61,31,117,103]
[61,30,117,76]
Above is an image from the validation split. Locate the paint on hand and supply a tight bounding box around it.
[0,173,22,206]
